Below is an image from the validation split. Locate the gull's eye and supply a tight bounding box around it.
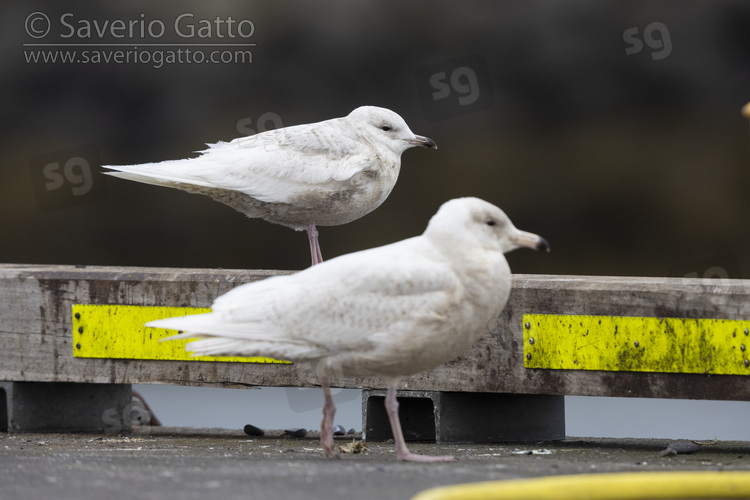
[380,125,392,131]
[485,219,496,227]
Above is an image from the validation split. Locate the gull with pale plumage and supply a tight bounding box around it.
[147,197,549,462]
[103,106,436,266]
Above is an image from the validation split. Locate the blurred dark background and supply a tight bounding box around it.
[3,1,750,277]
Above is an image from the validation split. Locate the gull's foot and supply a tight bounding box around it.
[320,437,341,458]
[397,452,456,463]
[322,443,341,459]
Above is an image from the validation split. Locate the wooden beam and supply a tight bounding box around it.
[2,264,749,400]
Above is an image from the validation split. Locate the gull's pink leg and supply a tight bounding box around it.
[320,376,339,458]
[385,386,455,462]
[307,223,324,266]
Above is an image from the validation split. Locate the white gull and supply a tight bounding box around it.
[103,106,436,265]
[146,197,549,462]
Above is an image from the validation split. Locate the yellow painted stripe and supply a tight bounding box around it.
[410,471,750,500]
[523,314,750,375]
[72,304,290,364]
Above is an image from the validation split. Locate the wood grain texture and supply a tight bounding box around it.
[2,265,750,400]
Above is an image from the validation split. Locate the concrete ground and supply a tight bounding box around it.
[1,428,749,500]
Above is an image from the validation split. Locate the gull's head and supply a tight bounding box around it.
[347,106,437,154]
[425,197,550,255]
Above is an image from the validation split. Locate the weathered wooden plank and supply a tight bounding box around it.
[0,265,314,388]
[522,315,750,375]
[1,265,750,400]
[481,275,750,401]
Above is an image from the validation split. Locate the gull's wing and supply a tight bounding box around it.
[103,117,379,204]
[147,238,460,361]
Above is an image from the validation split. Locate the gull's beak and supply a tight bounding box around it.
[510,229,550,252]
[408,135,437,149]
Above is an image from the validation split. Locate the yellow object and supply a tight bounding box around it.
[742,102,750,118]
[72,304,289,364]
[411,471,750,500]
[523,314,750,375]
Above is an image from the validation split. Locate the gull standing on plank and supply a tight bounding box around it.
[103,106,437,265]
[147,197,550,462]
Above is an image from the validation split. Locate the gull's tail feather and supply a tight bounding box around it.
[104,170,179,188]
[147,314,271,339]
[148,315,331,361]
[186,337,324,361]
[102,158,215,189]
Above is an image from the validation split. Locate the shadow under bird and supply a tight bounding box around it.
[147,197,549,462]
[103,106,436,265]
